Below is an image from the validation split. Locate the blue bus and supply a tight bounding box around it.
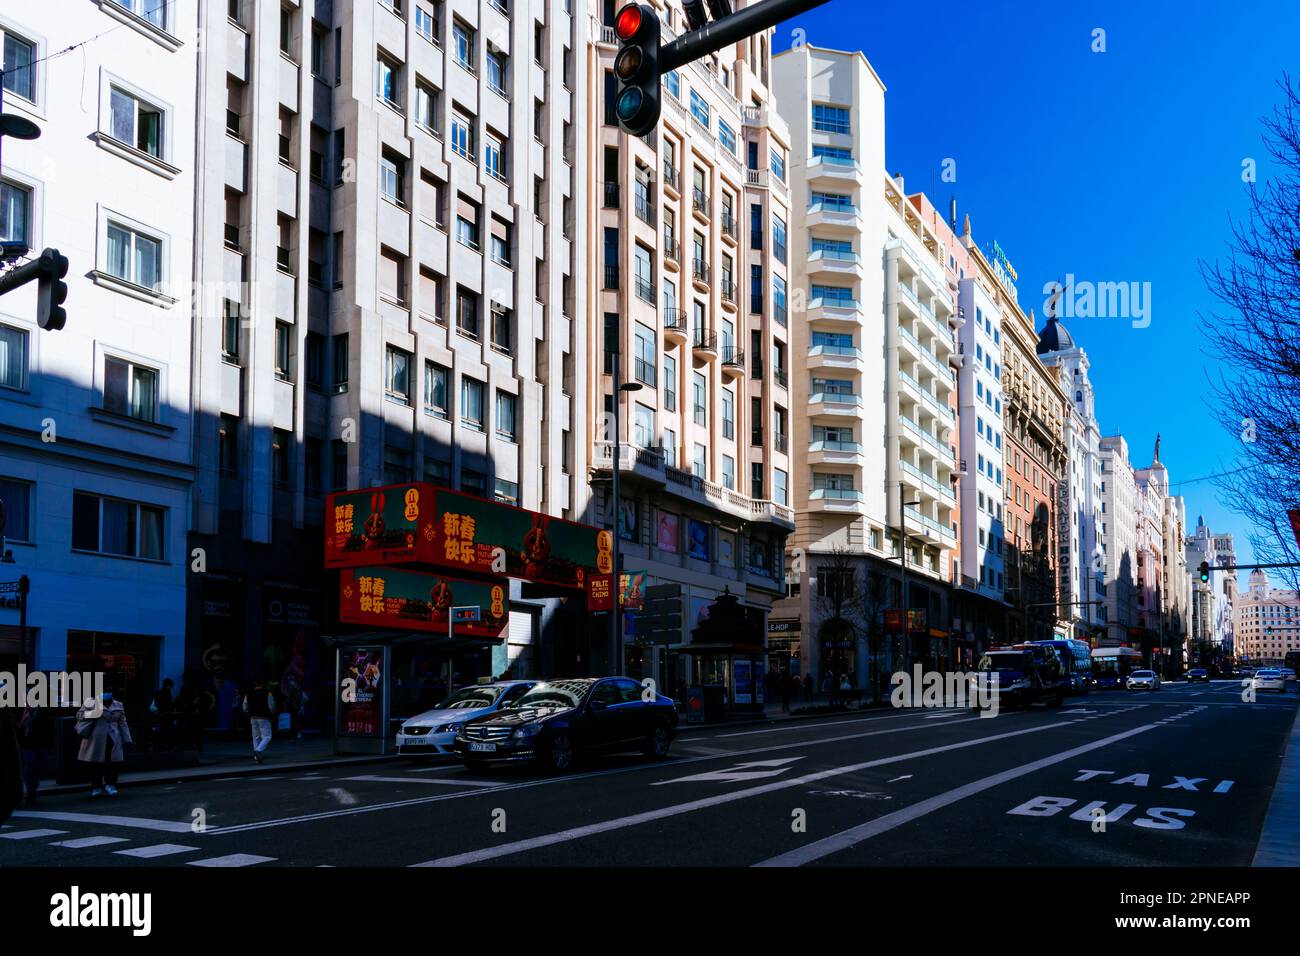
[1027,639,1093,695]
[1090,646,1144,689]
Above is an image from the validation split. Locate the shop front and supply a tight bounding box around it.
[670,588,767,717]
[766,617,801,680]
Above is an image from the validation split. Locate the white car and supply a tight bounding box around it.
[397,681,537,756]
[1279,667,1297,681]
[1126,670,1160,691]
[1251,669,1288,694]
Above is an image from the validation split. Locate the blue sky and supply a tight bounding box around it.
[775,0,1300,575]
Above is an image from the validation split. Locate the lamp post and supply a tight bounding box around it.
[609,349,642,677]
[896,482,921,671]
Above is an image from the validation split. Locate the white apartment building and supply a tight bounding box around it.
[1037,316,1104,640]
[1234,568,1300,665]
[584,0,794,697]
[1098,434,1138,643]
[1212,528,1237,653]
[0,0,197,708]
[189,0,585,726]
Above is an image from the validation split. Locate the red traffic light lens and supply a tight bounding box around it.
[614,46,643,80]
[615,4,643,40]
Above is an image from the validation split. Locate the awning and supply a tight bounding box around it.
[322,629,499,650]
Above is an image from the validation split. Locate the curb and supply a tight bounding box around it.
[1252,701,1300,866]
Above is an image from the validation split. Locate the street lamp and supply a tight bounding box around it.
[895,482,921,671]
[609,351,642,677]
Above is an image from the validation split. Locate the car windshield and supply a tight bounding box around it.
[1131,671,1154,678]
[978,653,1029,671]
[509,681,591,710]
[436,687,502,709]
[1256,670,1280,677]
[1190,669,1206,674]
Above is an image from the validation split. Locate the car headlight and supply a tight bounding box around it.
[512,723,543,739]
[438,722,462,735]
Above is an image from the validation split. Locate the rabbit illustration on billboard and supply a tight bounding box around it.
[363,491,386,548]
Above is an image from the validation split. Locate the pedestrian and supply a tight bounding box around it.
[16,704,52,805]
[801,672,812,702]
[75,689,132,797]
[780,671,793,713]
[242,679,276,763]
[148,678,175,752]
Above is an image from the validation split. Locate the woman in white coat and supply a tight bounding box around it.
[75,691,132,797]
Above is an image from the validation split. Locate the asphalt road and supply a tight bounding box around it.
[3,680,1296,868]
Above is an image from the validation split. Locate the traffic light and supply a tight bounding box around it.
[36,249,68,331]
[1199,561,1210,584]
[613,3,661,138]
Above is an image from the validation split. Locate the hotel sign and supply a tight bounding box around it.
[325,483,605,590]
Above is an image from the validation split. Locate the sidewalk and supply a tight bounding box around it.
[1252,702,1300,865]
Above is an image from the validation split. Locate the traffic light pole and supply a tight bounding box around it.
[659,0,832,74]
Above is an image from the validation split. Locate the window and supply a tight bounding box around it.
[722,389,734,440]
[451,110,475,159]
[813,144,854,165]
[385,345,411,403]
[383,444,412,484]
[457,287,480,338]
[812,103,850,134]
[0,322,28,390]
[107,87,164,159]
[770,147,786,182]
[664,69,679,99]
[722,455,735,490]
[456,212,478,249]
[272,429,291,489]
[486,48,507,96]
[718,120,736,155]
[692,442,706,478]
[104,356,159,421]
[489,219,511,266]
[377,53,401,108]
[461,376,484,430]
[484,132,506,181]
[114,0,168,28]
[663,428,677,467]
[772,214,787,264]
[490,304,512,351]
[105,221,162,290]
[332,333,349,391]
[495,389,518,441]
[380,150,404,204]
[693,371,706,426]
[415,81,439,131]
[453,20,475,73]
[305,332,324,389]
[0,178,30,246]
[1,29,35,103]
[663,353,677,411]
[773,468,788,505]
[494,478,518,506]
[424,361,449,418]
[634,403,654,449]
[72,492,164,561]
[0,478,31,542]
[274,321,293,380]
[415,3,438,43]
[689,89,710,129]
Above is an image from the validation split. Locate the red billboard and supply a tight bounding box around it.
[338,566,507,639]
[325,483,608,589]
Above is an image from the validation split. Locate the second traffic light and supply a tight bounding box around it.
[1199,561,1210,583]
[37,249,69,331]
[613,3,661,137]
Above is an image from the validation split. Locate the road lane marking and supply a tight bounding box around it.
[653,757,805,785]
[1,828,68,840]
[11,811,196,833]
[116,844,201,859]
[189,853,276,867]
[753,722,1160,867]
[411,717,1096,867]
[49,836,130,849]
[680,709,940,742]
[342,775,501,788]
[212,712,1009,835]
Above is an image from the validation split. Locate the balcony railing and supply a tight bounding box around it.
[810,439,862,453]
[693,258,710,284]
[663,162,680,191]
[635,196,656,226]
[810,391,861,406]
[692,188,710,217]
[721,345,744,368]
[721,212,738,240]
[692,329,717,352]
[603,182,620,208]
[634,275,656,304]
[720,279,736,304]
[604,264,620,290]
[773,367,788,389]
[663,308,688,333]
[634,358,657,387]
[663,236,680,263]
[774,432,788,453]
[811,487,863,501]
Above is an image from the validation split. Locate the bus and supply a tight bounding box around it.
[1090,646,1143,689]
[1027,639,1093,695]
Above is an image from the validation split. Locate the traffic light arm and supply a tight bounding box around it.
[0,249,57,297]
[659,0,831,74]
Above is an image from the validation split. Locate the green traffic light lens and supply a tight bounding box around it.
[616,88,644,122]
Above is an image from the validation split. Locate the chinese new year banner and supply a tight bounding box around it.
[338,566,508,639]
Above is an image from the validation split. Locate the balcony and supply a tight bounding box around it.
[897,324,955,384]
[898,414,956,465]
[808,246,861,278]
[663,236,681,270]
[750,499,796,530]
[807,152,863,186]
[692,188,710,220]
[692,258,711,289]
[635,196,656,227]
[808,439,864,466]
[720,278,737,309]
[807,295,861,328]
[773,432,788,454]
[904,505,956,546]
[660,308,691,343]
[809,487,866,513]
[808,342,864,372]
[604,264,620,290]
[634,358,657,388]
[692,328,718,359]
[634,275,656,305]
[721,346,744,377]
[806,201,862,234]
[663,162,681,195]
[603,182,620,208]
[721,211,738,244]
[898,369,955,423]
[773,367,788,390]
[592,441,666,486]
[808,392,862,417]
[899,458,956,504]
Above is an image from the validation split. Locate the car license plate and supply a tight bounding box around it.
[468,741,497,753]
[404,738,428,746]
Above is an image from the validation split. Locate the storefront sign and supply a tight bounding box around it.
[338,566,507,639]
[767,617,801,634]
[325,483,604,589]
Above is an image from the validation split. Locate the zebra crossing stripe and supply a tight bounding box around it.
[50,836,130,849]
[115,844,201,859]
[0,828,68,840]
[189,853,276,867]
